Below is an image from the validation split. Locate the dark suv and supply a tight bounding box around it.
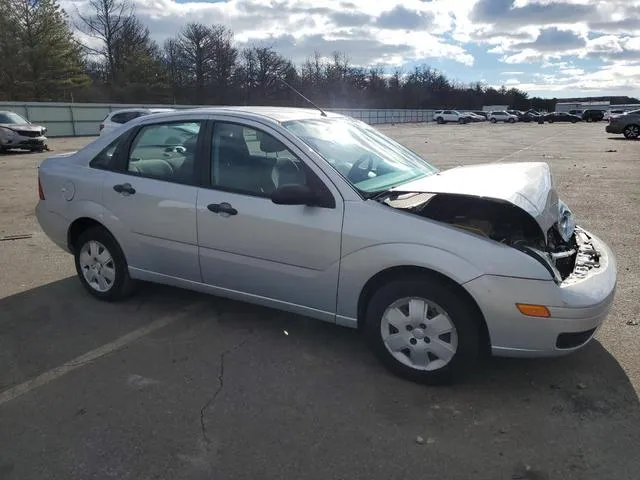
[582,109,605,122]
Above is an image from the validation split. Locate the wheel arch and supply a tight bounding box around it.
[356,265,491,355]
[67,217,111,253]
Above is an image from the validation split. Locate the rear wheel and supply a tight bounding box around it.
[508,118,515,123]
[624,124,640,139]
[436,117,444,124]
[458,118,465,124]
[364,276,481,385]
[74,226,135,301]
[490,118,497,123]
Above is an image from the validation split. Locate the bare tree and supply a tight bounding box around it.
[76,0,133,83]
[178,23,213,103]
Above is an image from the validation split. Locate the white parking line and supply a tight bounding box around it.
[0,302,207,407]
[494,130,565,163]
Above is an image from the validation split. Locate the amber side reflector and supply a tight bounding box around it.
[516,303,551,318]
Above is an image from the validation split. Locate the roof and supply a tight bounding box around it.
[183,106,343,123]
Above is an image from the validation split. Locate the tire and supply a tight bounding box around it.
[74,226,136,301]
[490,118,497,123]
[436,117,444,124]
[548,119,554,123]
[624,124,640,139]
[458,118,465,124]
[508,118,515,123]
[364,276,481,385]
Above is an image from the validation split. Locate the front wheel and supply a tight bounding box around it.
[364,277,481,385]
[490,118,497,123]
[458,118,465,124]
[74,226,136,301]
[508,118,515,123]
[436,117,444,124]
[624,124,640,139]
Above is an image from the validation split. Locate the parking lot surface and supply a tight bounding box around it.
[1,123,639,480]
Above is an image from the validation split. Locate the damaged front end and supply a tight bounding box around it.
[380,162,603,283]
[384,191,589,283]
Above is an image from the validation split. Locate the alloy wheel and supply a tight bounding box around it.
[624,125,639,139]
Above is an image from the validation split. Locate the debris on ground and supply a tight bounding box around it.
[0,233,33,241]
[577,383,587,390]
[605,149,617,153]
[626,320,639,326]
[415,436,425,445]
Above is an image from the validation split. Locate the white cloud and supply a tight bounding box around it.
[62,0,640,96]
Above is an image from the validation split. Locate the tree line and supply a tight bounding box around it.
[1,0,636,111]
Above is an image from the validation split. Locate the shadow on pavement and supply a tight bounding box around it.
[0,278,638,479]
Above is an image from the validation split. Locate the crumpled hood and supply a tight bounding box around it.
[0,123,44,133]
[392,162,560,234]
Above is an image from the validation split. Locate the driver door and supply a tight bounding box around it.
[196,119,344,320]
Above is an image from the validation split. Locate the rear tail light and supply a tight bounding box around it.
[38,176,45,200]
[99,123,104,131]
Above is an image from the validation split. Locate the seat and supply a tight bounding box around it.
[258,132,306,189]
[129,159,174,179]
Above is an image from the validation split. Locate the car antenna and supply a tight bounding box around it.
[278,77,327,117]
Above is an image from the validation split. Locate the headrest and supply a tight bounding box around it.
[218,123,244,139]
[258,131,286,153]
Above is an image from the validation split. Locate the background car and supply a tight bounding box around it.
[463,112,485,122]
[582,109,605,122]
[487,111,517,123]
[603,109,627,121]
[472,110,488,119]
[568,109,584,117]
[433,110,468,124]
[606,109,640,139]
[100,108,175,135]
[0,111,47,152]
[522,110,542,122]
[542,112,582,123]
[506,110,526,121]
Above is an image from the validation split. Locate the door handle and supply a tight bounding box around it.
[113,183,136,195]
[207,202,237,216]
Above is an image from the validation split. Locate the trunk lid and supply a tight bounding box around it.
[391,162,559,234]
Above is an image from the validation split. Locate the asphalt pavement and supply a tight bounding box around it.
[0,123,638,480]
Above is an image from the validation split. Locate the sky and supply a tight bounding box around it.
[64,0,640,98]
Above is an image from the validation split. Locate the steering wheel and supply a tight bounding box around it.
[347,154,377,183]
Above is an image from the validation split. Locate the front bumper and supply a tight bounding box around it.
[1,135,47,149]
[606,124,623,134]
[464,229,616,357]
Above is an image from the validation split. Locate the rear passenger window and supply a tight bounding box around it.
[90,138,121,170]
[126,121,201,184]
[211,122,306,197]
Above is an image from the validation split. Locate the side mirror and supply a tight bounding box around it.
[271,184,316,206]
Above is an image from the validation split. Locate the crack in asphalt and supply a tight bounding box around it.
[199,339,250,449]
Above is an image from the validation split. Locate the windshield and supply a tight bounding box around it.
[283,118,438,194]
[0,112,28,124]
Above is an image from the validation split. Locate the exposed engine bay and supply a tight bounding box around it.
[384,192,584,281]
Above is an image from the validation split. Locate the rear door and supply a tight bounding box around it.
[196,118,344,319]
[100,118,206,281]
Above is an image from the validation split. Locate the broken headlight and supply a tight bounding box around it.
[556,200,576,243]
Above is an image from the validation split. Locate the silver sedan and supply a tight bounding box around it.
[36,107,616,384]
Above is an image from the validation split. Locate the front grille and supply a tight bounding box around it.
[556,328,597,349]
[15,130,41,138]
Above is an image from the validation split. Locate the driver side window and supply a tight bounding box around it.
[126,121,201,185]
[211,123,307,197]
